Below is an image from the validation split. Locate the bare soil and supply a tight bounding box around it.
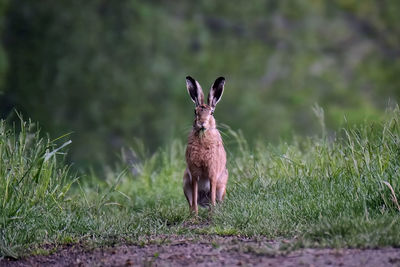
[2,236,400,267]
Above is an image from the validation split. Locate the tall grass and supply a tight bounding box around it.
[1,108,400,258]
[0,117,75,257]
[213,107,400,247]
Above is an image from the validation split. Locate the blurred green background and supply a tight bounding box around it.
[0,0,399,166]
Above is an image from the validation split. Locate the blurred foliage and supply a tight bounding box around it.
[0,0,399,165]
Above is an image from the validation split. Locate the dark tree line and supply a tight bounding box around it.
[1,0,399,166]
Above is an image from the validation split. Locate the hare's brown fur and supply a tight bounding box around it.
[183,76,228,215]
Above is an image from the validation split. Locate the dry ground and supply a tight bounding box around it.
[2,236,400,267]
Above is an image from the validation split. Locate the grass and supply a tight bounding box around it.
[1,107,400,258]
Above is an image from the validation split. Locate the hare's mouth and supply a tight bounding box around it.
[196,123,207,131]
[198,127,207,135]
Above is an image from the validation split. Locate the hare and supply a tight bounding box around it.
[183,76,229,215]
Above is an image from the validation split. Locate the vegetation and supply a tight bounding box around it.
[1,0,399,260]
[1,108,400,258]
[1,1,400,165]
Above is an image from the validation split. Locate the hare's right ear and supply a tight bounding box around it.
[186,76,204,106]
[208,77,225,109]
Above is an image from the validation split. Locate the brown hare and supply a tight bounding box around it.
[183,76,229,215]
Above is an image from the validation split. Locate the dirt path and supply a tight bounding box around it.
[3,236,400,267]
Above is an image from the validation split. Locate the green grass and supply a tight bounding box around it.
[1,108,400,258]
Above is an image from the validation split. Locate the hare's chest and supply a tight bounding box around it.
[186,142,219,168]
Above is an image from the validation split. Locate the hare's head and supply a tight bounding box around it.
[186,76,225,132]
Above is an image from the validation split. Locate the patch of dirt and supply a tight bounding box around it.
[2,236,400,266]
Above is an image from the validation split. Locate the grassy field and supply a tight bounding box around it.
[1,108,400,258]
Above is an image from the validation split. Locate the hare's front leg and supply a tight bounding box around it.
[191,177,198,215]
[210,179,217,206]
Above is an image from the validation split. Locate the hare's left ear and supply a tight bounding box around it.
[208,77,225,109]
[186,76,204,106]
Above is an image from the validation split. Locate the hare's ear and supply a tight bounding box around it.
[186,76,204,106]
[208,77,225,109]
